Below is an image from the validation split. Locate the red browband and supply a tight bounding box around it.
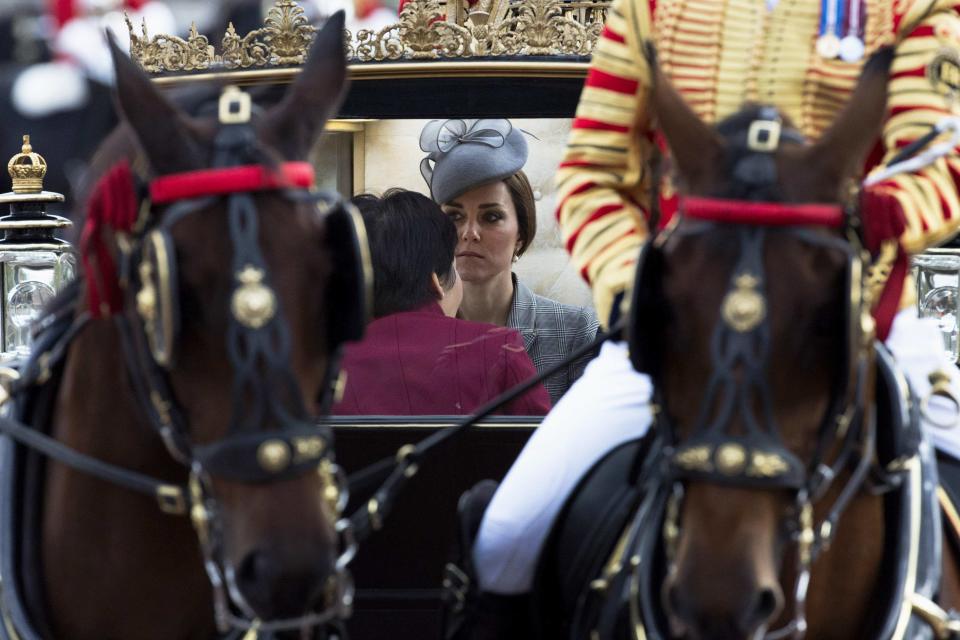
[149,162,316,204]
[681,197,845,228]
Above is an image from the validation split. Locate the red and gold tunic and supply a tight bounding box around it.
[557,0,960,325]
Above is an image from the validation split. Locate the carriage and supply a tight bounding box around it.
[1,0,960,638]
[0,1,610,637]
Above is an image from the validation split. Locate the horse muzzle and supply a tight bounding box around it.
[662,571,784,640]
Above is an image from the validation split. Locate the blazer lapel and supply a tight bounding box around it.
[507,275,538,352]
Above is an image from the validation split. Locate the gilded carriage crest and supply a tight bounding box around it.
[126,0,609,72]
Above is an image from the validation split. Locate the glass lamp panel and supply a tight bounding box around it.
[0,251,58,357]
[55,251,77,290]
[914,251,960,363]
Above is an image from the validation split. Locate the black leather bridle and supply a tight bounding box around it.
[0,85,364,638]
[628,108,880,640]
[652,219,874,640]
[115,85,362,637]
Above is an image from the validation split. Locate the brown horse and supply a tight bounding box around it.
[11,12,365,640]
[530,47,960,640]
[643,48,960,640]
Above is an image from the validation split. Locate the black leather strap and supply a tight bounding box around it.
[0,408,186,511]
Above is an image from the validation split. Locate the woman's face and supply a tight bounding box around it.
[441,181,521,285]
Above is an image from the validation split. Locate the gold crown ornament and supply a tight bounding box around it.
[7,135,46,194]
[0,134,65,207]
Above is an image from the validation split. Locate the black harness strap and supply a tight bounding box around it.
[0,307,190,514]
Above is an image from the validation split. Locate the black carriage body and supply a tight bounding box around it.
[330,60,581,638]
[140,8,598,630]
[331,418,535,637]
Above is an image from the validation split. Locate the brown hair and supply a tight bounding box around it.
[503,171,537,257]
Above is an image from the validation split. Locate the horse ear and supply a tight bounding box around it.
[647,42,724,193]
[106,30,204,174]
[803,47,894,186]
[261,11,349,159]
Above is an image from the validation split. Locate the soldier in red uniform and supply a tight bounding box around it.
[460,0,960,633]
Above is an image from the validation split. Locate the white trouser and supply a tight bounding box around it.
[473,308,960,594]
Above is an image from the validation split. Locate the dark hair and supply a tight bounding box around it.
[502,171,537,256]
[352,189,458,318]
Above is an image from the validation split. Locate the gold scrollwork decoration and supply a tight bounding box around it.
[497,0,593,56]
[395,0,474,59]
[864,240,897,309]
[127,18,214,73]
[292,435,327,463]
[746,450,791,478]
[221,23,271,69]
[264,0,316,64]
[127,0,609,72]
[674,445,714,473]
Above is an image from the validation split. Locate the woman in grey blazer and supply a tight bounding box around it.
[420,118,599,404]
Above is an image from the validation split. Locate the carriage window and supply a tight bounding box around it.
[315,118,594,310]
[315,118,600,418]
[312,122,367,195]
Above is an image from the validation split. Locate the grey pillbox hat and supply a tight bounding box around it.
[419,119,529,204]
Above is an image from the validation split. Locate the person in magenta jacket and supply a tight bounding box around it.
[332,189,550,416]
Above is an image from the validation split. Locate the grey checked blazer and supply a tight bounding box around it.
[506,275,600,405]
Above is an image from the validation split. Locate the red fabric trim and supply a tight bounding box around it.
[601,25,626,44]
[681,197,844,227]
[907,24,936,37]
[874,249,908,342]
[53,0,147,28]
[578,228,639,282]
[52,0,72,28]
[572,117,630,133]
[565,203,624,252]
[556,180,599,224]
[81,161,139,317]
[892,67,927,80]
[659,193,679,229]
[585,69,639,95]
[150,162,315,204]
[558,161,612,169]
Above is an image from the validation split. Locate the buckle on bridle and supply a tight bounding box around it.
[442,563,471,613]
[156,484,187,515]
[747,119,782,152]
[219,85,252,125]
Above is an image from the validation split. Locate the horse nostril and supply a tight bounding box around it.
[235,550,281,611]
[745,585,784,632]
[234,548,334,618]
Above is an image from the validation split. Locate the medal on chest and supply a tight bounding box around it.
[817,0,864,61]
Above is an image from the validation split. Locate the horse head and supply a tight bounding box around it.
[45,13,366,636]
[633,47,894,640]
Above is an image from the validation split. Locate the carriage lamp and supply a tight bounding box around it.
[0,136,75,361]
[914,247,960,363]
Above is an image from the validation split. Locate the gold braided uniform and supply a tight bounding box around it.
[557,0,960,325]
